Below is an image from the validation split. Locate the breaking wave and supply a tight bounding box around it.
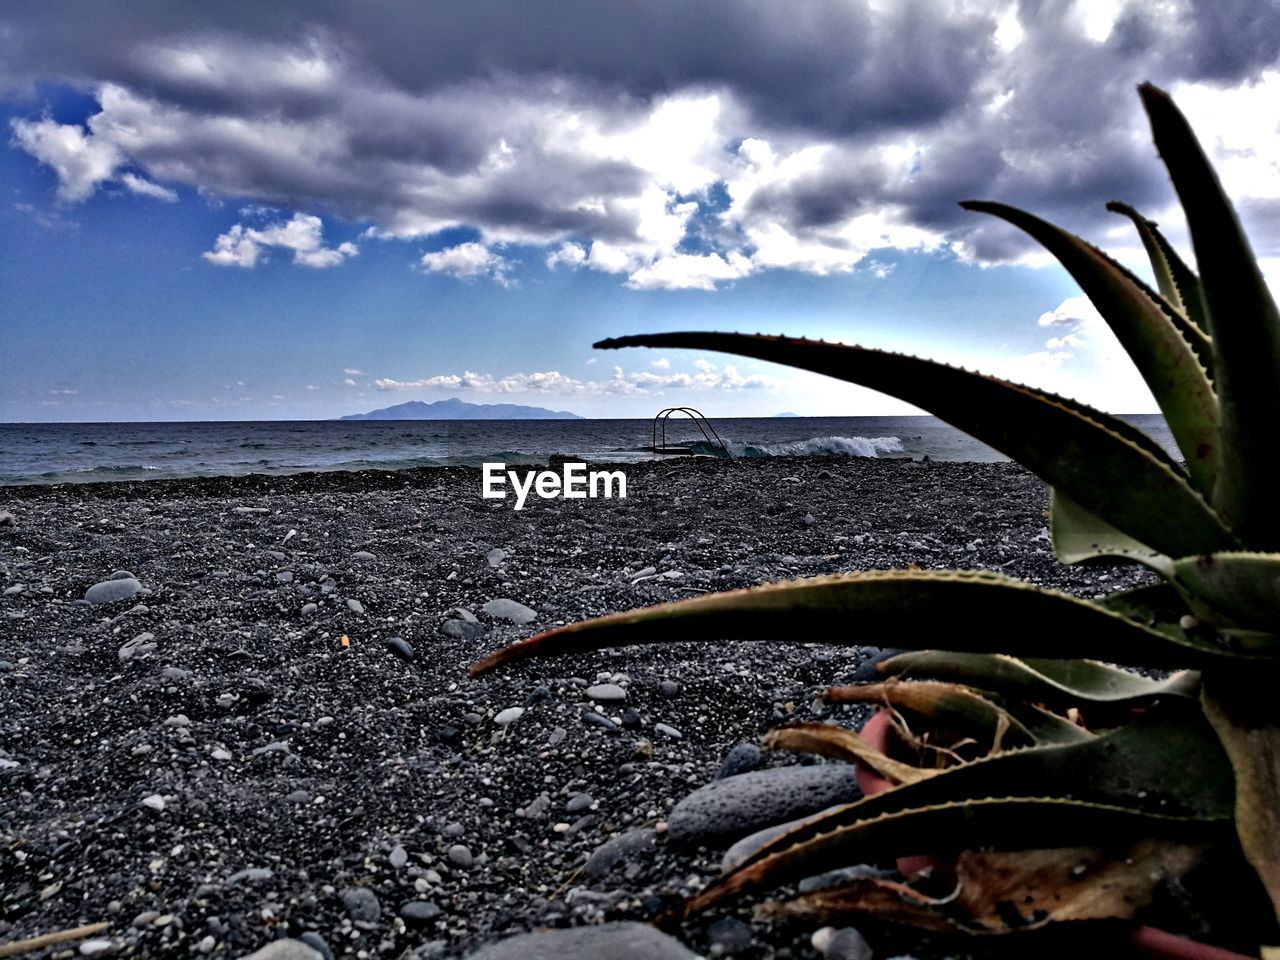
[692,435,905,458]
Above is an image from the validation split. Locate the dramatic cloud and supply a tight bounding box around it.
[420,242,511,284]
[203,212,357,268]
[372,361,779,396]
[4,1,1280,284]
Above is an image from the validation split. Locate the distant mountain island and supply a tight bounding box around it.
[775,412,801,417]
[340,397,583,421]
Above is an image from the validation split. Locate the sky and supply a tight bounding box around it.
[2,0,1279,422]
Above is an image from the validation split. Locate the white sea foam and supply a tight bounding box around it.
[696,435,905,458]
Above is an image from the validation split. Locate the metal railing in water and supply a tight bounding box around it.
[651,407,731,457]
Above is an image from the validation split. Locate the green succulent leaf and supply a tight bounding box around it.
[679,704,1234,918]
[1050,488,1174,578]
[1102,582,1193,624]
[1174,552,1280,633]
[1107,200,1212,339]
[468,570,1261,678]
[593,332,1234,557]
[875,650,1201,709]
[1141,82,1280,544]
[1203,673,1280,926]
[962,200,1217,493]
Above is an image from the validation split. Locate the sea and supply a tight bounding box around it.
[0,415,1177,486]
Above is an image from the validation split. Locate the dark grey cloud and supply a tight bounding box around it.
[0,1,996,137]
[3,0,1279,283]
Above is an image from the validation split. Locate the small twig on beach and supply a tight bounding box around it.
[549,864,586,903]
[0,921,110,958]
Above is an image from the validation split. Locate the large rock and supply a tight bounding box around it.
[84,577,142,605]
[482,598,536,624]
[668,764,859,845]
[464,922,698,960]
[238,940,324,960]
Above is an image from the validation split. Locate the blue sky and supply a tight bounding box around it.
[2,2,1278,421]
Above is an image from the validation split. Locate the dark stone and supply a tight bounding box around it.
[581,711,618,732]
[387,637,415,661]
[400,900,442,925]
[526,685,552,704]
[299,932,334,960]
[440,620,486,641]
[339,886,381,922]
[716,742,762,780]
[706,917,753,954]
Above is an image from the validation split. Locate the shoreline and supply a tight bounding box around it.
[1,458,1156,958]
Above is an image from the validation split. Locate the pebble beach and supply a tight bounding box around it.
[0,458,1157,959]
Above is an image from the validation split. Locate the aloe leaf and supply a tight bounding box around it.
[468,570,1259,678]
[1050,488,1174,578]
[681,704,1233,916]
[1141,83,1280,544]
[1102,581,1193,624]
[1107,200,1212,339]
[875,650,1201,708]
[763,722,937,785]
[682,797,1226,920]
[594,332,1234,557]
[963,200,1218,492]
[763,840,1207,933]
[1203,675,1280,925]
[1174,552,1280,633]
[820,681,1039,749]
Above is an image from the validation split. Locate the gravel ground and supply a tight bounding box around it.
[0,458,1158,959]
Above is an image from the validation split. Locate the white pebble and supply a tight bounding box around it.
[494,707,525,725]
[141,794,165,811]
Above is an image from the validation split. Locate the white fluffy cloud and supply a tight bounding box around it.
[203,212,357,268]
[10,115,123,201]
[625,251,753,291]
[999,295,1154,410]
[9,114,182,203]
[420,242,511,284]
[373,360,779,396]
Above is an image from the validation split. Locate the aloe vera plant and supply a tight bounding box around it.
[470,85,1280,956]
